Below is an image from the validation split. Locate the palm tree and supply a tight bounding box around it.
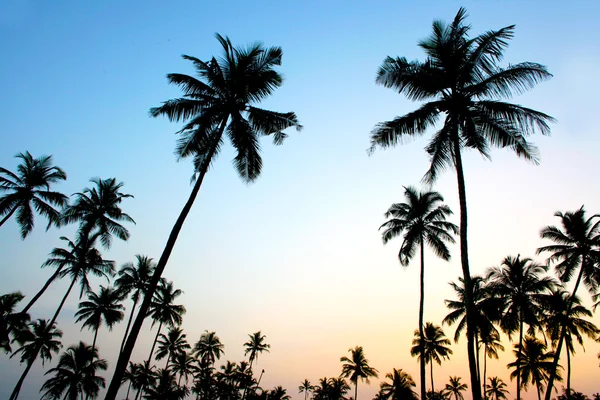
[369,8,554,399]
[75,285,125,353]
[508,336,562,400]
[269,386,291,400]
[379,368,418,400]
[537,207,600,399]
[340,346,378,400]
[144,368,187,400]
[244,331,271,369]
[193,330,225,366]
[485,377,509,400]
[40,341,107,400]
[411,323,452,392]
[380,186,457,400]
[122,362,140,400]
[170,351,198,386]
[486,255,554,400]
[133,361,157,400]
[0,151,68,238]
[147,279,185,365]
[155,327,191,369]
[298,379,314,400]
[445,376,467,400]
[9,319,63,400]
[116,255,156,352]
[0,292,30,353]
[480,331,504,399]
[106,33,301,399]
[313,378,332,400]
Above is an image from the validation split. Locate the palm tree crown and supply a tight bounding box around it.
[75,285,125,350]
[155,327,191,367]
[244,331,270,369]
[445,376,468,400]
[194,330,225,366]
[0,292,30,353]
[379,368,418,400]
[340,345,378,400]
[485,377,509,400]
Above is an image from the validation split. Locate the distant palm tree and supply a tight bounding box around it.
[328,377,351,400]
[507,336,562,400]
[193,330,225,366]
[133,361,157,400]
[122,362,140,400]
[312,378,331,400]
[9,319,63,400]
[115,255,155,353]
[106,33,302,400]
[445,376,467,400]
[485,377,509,400]
[147,279,185,365]
[537,207,600,399]
[380,186,457,400]
[143,368,187,400]
[369,8,554,400]
[75,285,124,353]
[379,368,418,400]
[340,346,379,400]
[40,341,107,400]
[0,151,68,238]
[155,327,191,369]
[269,386,291,400]
[298,379,314,400]
[480,331,504,399]
[0,292,30,353]
[244,331,271,370]
[411,323,452,392]
[170,351,198,386]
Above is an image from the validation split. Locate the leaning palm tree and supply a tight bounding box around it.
[379,368,419,400]
[480,331,504,399]
[244,331,271,370]
[369,8,554,400]
[445,376,468,400]
[40,341,107,400]
[0,292,30,353]
[537,207,600,399]
[155,327,191,370]
[411,323,453,392]
[380,186,457,400]
[0,151,68,238]
[298,379,314,400]
[75,285,125,353]
[105,33,301,399]
[340,345,379,400]
[9,319,63,400]
[485,377,509,400]
[193,330,225,366]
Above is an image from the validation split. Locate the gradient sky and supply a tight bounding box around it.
[1,1,600,399]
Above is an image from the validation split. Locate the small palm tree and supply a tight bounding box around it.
[485,377,509,400]
[170,351,198,386]
[480,331,504,399]
[340,345,379,400]
[299,379,314,400]
[328,377,351,400]
[269,386,291,400]
[445,376,467,400]
[244,331,271,370]
[193,330,225,366]
[0,292,30,353]
[133,361,157,400]
[147,279,185,365]
[143,368,187,400]
[380,186,457,400]
[40,341,107,400]
[155,327,191,369]
[0,151,68,238]
[75,285,125,353]
[411,323,452,392]
[122,362,140,400]
[379,368,418,400]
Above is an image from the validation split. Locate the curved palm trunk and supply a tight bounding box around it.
[120,297,140,353]
[147,322,163,366]
[0,205,18,227]
[516,317,524,400]
[20,265,66,314]
[105,121,226,400]
[419,236,427,400]
[453,136,481,400]
[482,345,488,400]
[9,356,35,400]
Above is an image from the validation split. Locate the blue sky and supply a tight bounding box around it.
[1,1,600,399]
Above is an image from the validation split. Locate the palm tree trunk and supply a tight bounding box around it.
[453,135,481,400]
[92,326,99,353]
[147,322,163,365]
[104,120,227,400]
[120,297,139,353]
[419,235,427,400]
[483,345,488,400]
[20,265,65,314]
[536,383,541,400]
[0,205,17,227]
[567,344,571,397]
[517,317,524,400]
[134,387,142,400]
[126,381,132,400]
[165,352,170,370]
[430,361,434,393]
[476,334,481,388]
[9,356,35,400]
[355,381,358,400]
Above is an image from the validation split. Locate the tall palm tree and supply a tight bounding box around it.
[298,379,314,400]
[193,330,225,366]
[480,331,504,399]
[0,151,68,238]
[244,331,271,369]
[9,319,63,400]
[0,292,30,353]
[369,8,554,399]
[40,341,107,400]
[380,186,457,400]
[75,285,125,353]
[122,362,140,400]
[379,368,418,400]
[411,322,452,392]
[116,255,156,352]
[155,327,191,369]
[445,376,468,400]
[143,368,187,400]
[537,207,600,399]
[147,279,185,365]
[340,345,379,400]
[106,33,301,399]
[170,351,198,386]
[486,255,554,400]
[485,377,509,400]
[507,336,561,400]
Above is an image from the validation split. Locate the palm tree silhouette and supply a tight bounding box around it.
[445,376,468,400]
[340,345,378,400]
[133,361,157,400]
[411,323,452,392]
[156,327,191,370]
[40,341,107,400]
[144,368,187,400]
[106,33,302,399]
[269,386,291,400]
[147,279,185,365]
[380,186,457,400]
[9,319,63,399]
[298,379,314,400]
[369,9,554,399]
[0,292,30,353]
[244,331,271,370]
[170,351,198,386]
[480,330,504,399]
[537,207,600,399]
[379,368,418,400]
[193,330,225,366]
[0,151,68,238]
[485,377,509,400]
[122,362,140,400]
[75,285,124,354]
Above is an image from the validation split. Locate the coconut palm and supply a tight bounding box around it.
[40,341,107,400]
[269,386,291,400]
[122,362,140,400]
[486,255,554,400]
[369,8,554,399]
[75,285,125,353]
[0,151,68,238]
[298,379,314,400]
[537,207,600,399]
[411,323,452,392]
[0,292,30,353]
[380,186,457,400]
[507,336,562,400]
[116,255,156,352]
[133,361,157,400]
[480,331,504,399]
[329,377,351,400]
[9,319,63,400]
[193,330,225,366]
[155,327,191,369]
[379,368,418,400]
[106,33,301,399]
[485,377,509,400]
[340,346,379,400]
[147,279,185,365]
[144,368,187,400]
[445,376,467,400]
[170,351,198,386]
[244,331,271,369]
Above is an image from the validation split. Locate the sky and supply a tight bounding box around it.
[1,0,600,399]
